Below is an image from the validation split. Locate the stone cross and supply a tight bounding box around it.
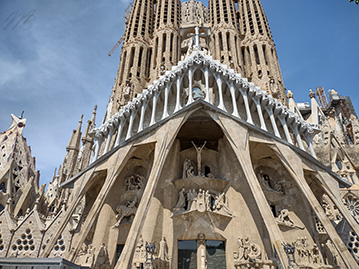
[188,26,207,50]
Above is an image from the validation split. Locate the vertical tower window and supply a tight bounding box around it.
[254,45,260,65]
[262,45,268,65]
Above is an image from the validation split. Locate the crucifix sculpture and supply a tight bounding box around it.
[191,141,207,176]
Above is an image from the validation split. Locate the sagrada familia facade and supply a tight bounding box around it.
[1,0,359,268]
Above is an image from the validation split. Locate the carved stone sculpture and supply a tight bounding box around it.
[173,188,186,212]
[213,192,232,216]
[260,173,284,195]
[94,243,110,269]
[125,174,145,191]
[173,188,232,216]
[235,237,262,261]
[292,237,325,266]
[191,141,206,176]
[113,196,138,227]
[276,209,304,230]
[183,159,194,179]
[158,237,168,261]
[322,194,342,224]
[134,235,145,262]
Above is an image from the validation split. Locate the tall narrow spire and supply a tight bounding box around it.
[209,0,243,72]
[108,0,155,118]
[237,0,287,104]
[60,115,83,182]
[76,106,97,173]
[150,0,181,77]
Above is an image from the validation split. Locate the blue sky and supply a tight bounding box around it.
[0,0,358,187]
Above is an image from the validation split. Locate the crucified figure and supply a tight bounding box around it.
[191,141,207,176]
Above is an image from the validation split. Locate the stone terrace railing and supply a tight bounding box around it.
[89,51,319,162]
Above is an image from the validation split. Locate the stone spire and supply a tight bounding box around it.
[150,0,181,76]
[107,0,155,117]
[0,114,39,215]
[76,106,97,173]
[60,115,83,182]
[209,0,243,72]
[237,0,287,105]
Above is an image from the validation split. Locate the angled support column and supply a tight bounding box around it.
[174,76,183,113]
[239,87,253,124]
[215,74,226,111]
[64,145,135,261]
[104,123,115,154]
[229,83,240,118]
[114,118,125,148]
[203,67,211,104]
[217,115,289,268]
[162,85,170,119]
[271,142,358,268]
[138,100,148,133]
[186,68,194,106]
[150,92,159,126]
[92,135,104,162]
[277,115,293,145]
[115,112,191,269]
[126,109,136,140]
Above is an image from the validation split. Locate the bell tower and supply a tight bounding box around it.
[237,0,287,104]
[209,0,243,73]
[107,0,155,118]
[150,0,182,78]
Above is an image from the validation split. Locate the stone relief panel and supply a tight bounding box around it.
[173,188,232,217]
[113,196,138,227]
[289,237,329,268]
[276,209,304,230]
[233,236,275,268]
[322,194,343,225]
[113,174,146,228]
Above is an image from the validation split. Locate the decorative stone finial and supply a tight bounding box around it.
[309,89,315,99]
[330,89,338,95]
[5,198,11,211]
[287,90,293,99]
[33,198,40,211]
[61,198,67,211]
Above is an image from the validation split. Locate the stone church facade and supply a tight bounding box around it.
[1,0,359,268]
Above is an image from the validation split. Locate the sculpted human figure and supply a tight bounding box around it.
[174,188,186,210]
[242,237,251,260]
[205,190,211,211]
[113,196,138,227]
[214,192,232,215]
[276,209,294,227]
[311,243,321,264]
[186,189,197,210]
[95,243,110,268]
[191,141,207,176]
[183,159,194,178]
[158,237,168,261]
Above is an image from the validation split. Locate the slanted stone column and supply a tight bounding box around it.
[217,115,289,268]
